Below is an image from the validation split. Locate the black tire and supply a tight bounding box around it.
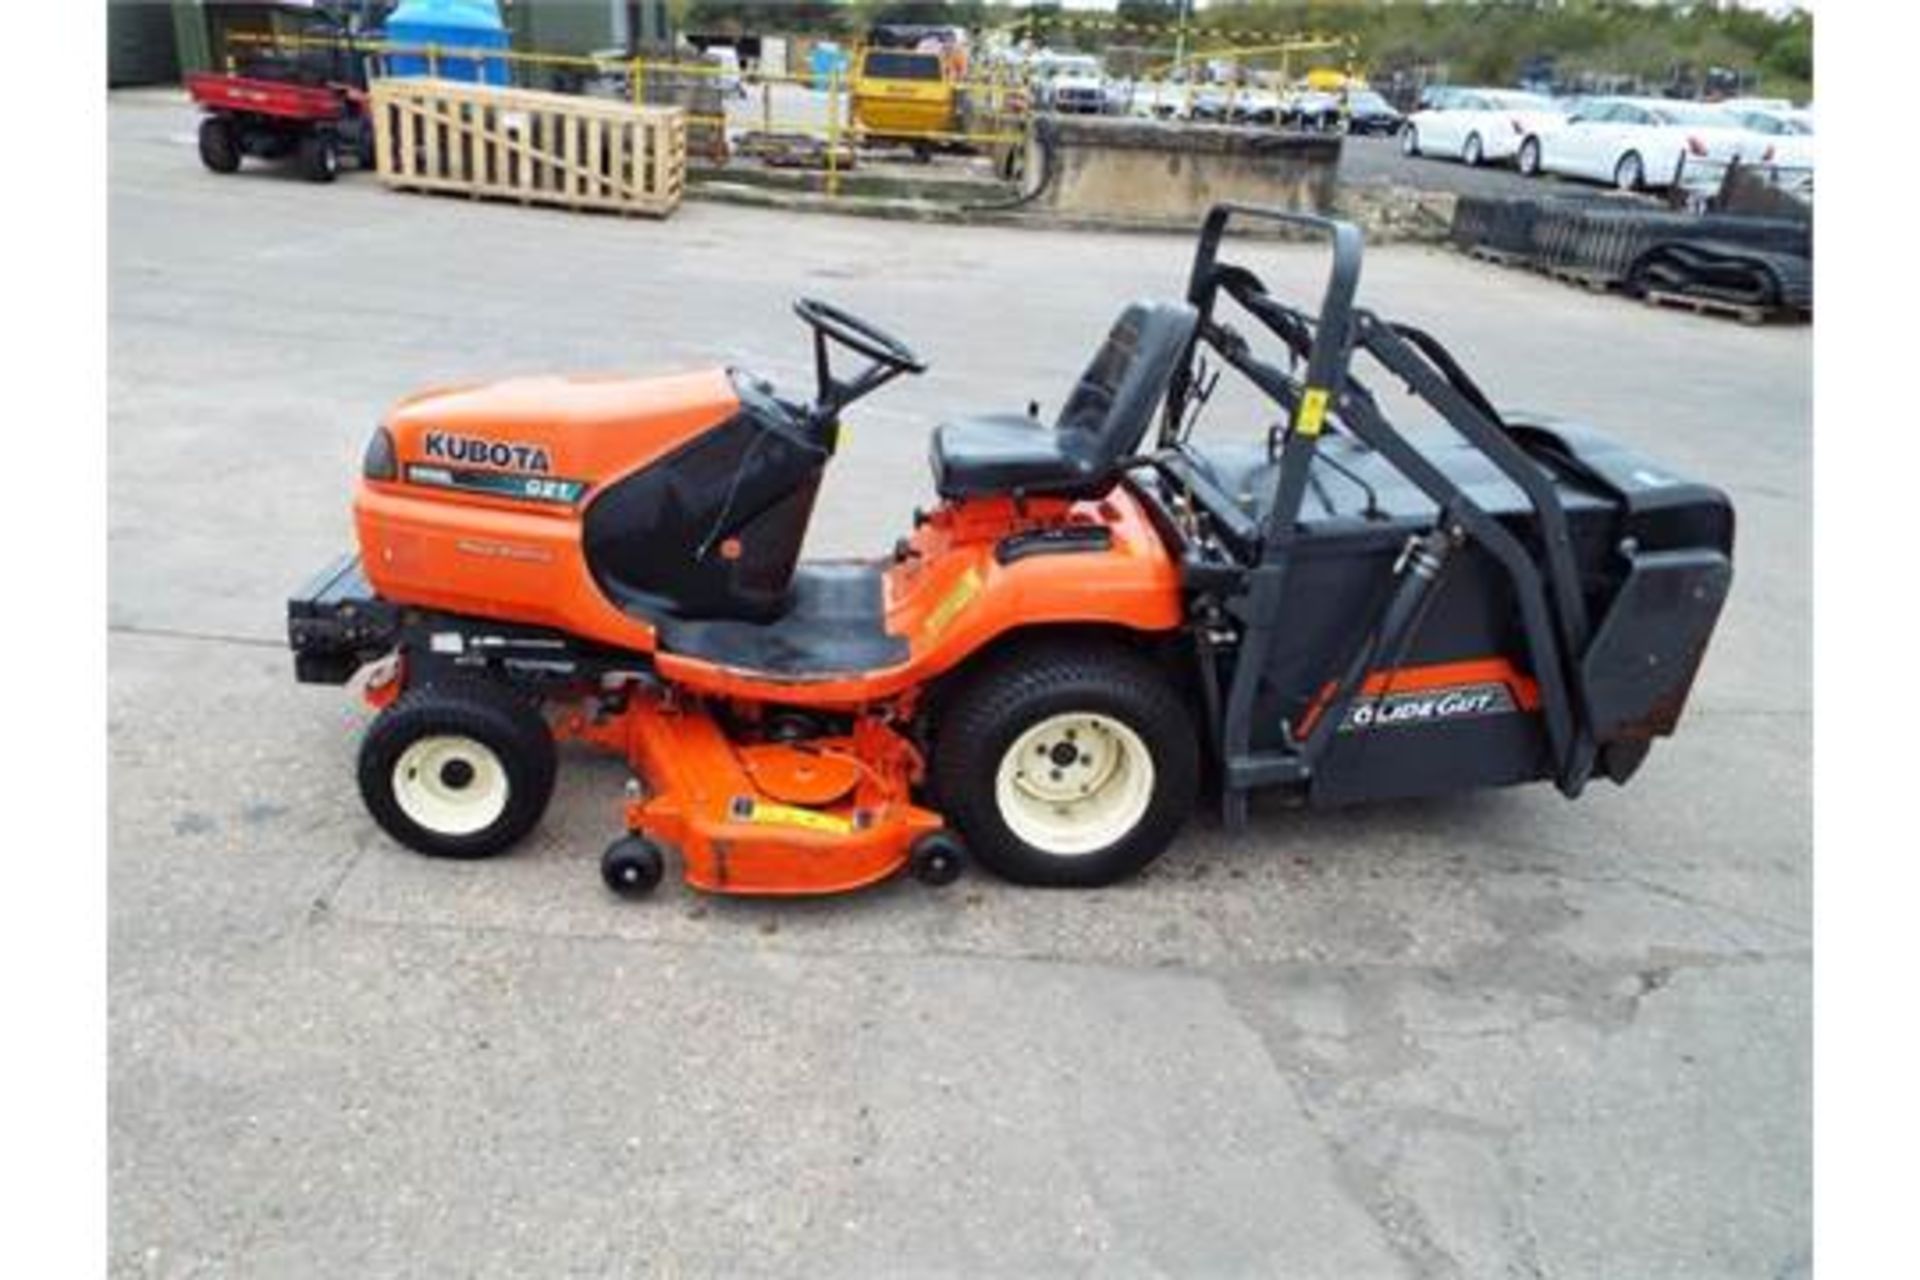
[357,679,557,859]
[198,117,240,174]
[602,835,667,898]
[1463,132,1484,166]
[298,130,340,183]
[931,642,1199,888]
[1517,136,1542,177]
[909,831,968,887]
[1614,150,1644,193]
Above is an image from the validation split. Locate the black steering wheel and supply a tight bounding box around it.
[794,297,927,375]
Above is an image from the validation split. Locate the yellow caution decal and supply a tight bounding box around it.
[924,566,984,637]
[743,800,854,836]
[1295,387,1331,438]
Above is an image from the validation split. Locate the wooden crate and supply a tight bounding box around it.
[369,78,685,218]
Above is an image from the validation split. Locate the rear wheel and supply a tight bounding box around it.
[1463,132,1484,166]
[932,643,1198,887]
[298,130,340,183]
[198,117,240,173]
[1614,150,1645,192]
[1517,136,1542,177]
[357,680,556,859]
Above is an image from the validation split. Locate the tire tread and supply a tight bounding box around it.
[931,641,1198,887]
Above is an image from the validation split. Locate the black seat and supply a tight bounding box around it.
[931,301,1199,500]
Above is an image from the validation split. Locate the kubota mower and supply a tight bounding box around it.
[288,206,1733,898]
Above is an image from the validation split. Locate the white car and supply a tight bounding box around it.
[1730,108,1814,170]
[1718,96,1796,115]
[1402,88,1564,166]
[1030,53,1109,115]
[1516,97,1761,191]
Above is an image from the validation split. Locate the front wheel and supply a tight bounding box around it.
[298,130,340,183]
[357,679,557,859]
[1614,150,1645,192]
[1462,132,1484,166]
[198,117,240,173]
[1517,136,1542,177]
[932,643,1199,887]
[1401,126,1420,156]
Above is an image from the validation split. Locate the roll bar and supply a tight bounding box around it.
[1163,204,1364,450]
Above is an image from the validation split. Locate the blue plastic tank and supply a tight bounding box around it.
[385,0,509,86]
[809,42,848,91]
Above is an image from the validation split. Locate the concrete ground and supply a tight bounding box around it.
[110,90,1809,1278]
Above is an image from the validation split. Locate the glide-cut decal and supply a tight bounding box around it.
[1339,681,1519,732]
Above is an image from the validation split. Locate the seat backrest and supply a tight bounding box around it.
[1054,301,1200,468]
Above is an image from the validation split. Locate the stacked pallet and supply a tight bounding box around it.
[369,78,687,217]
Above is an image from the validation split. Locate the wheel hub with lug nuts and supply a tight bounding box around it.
[392,734,509,836]
[994,713,1156,856]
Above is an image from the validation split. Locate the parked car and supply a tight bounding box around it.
[1403,89,1564,166]
[850,47,955,143]
[1283,88,1341,131]
[1516,97,1761,191]
[1229,86,1284,126]
[1717,96,1796,115]
[1031,53,1109,115]
[1344,88,1404,135]
[1730,108,1814,168]
[1723,107,1813,196]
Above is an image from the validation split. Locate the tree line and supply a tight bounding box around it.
[671,1,1811,99]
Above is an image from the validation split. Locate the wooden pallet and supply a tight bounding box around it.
[1465,245,1618,293]
[369,78,686,218]
[1642,289,1772,325]
[1539,263,1618,293]
[1467,244,1528,268]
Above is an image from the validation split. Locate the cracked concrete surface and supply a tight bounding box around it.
[109,90,1808,1277]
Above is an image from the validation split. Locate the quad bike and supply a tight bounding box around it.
[288,205,1733,897]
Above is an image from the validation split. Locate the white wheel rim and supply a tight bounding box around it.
[994,713,1156,857]
[392,735,509,836]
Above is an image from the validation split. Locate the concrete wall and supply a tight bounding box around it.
[1031,117,1341,223]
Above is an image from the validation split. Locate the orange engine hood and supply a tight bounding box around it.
[385,366,741,489]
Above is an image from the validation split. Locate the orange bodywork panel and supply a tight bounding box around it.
[355,367,739,645]
[654,489,1186,705]
[355,360,1184,708]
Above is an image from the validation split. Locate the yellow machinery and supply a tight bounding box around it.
[850,46,957,142]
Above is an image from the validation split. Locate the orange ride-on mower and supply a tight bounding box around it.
[287,206,1734,898]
